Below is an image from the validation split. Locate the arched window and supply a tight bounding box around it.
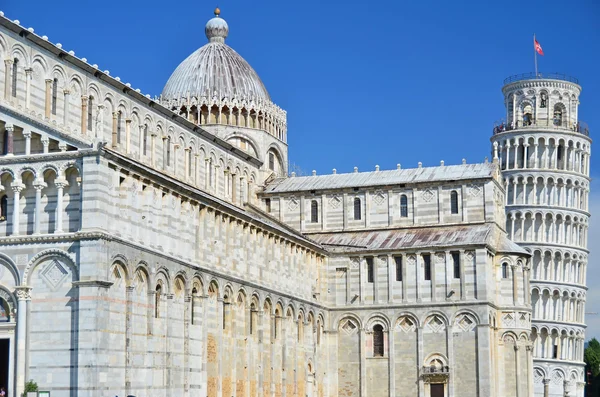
[143,125,148,156]
[354,197,361,220]
[373,324,384,357]
[51,78,58,115]
[450,190,459,214]
[400,194,408,217]
[154,284,162,318]
[11,59,18,97]
[0,195,7,221]
[311,200,319,223]
[116,111,122,143]
[87,96,93,131]
[502,263,509,279]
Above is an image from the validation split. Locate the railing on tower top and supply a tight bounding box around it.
[493,119,590,136]
[503,72,580,85]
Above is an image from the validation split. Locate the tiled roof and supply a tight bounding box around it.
[264,163,496,194]
[305,223,528,255]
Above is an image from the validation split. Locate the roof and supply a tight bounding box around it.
[264,163,496,194]
[161,13,271,102]
[305,223,529,255]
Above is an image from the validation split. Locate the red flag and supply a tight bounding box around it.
[534,38,544,56]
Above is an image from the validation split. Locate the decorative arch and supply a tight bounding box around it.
[23,249,76,286]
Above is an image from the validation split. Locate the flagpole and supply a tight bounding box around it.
[534,33,538,77]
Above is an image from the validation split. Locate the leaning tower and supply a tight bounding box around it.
[491,73,591,397]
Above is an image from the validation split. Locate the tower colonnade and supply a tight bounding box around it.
[491,74,590,397]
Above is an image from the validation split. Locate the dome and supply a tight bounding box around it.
[161,9,271,103]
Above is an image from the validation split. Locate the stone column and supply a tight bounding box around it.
[4,124,14,156]
[511,265,518,305]
[512,180,517,204]
[54,178,68,234]
[506,141,511,170]
[11,180,24,235]
[62,89,70,126]
[543,379,550,397]
[44,78,52,118]
[359,256,365,304]
[533,143,539,168]
[80,95,88,135]
[520,216,525,241]
[513,142,519,169]
[41,136,49,154]
[510,213,515,240]
[15,287,31,397]
[24,67,32,109]
[111,112,119,148]
[387,254,394,303]
[125,118,132,153]
[3,59,13,99]
[521,180,527,205]
[194,154,199,186]
[23,130,31,156]
[33,179,47,234]
[523,143,529,168]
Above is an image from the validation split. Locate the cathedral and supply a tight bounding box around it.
[0,7,591,397]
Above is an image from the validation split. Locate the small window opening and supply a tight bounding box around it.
[450,190,459,214]
[117,111,122,143]
[354,197,361,220]
[311,200,319,223]
[373,324,384,357]
[51,78,58,115]
[395,256,402,281]
[502,263,509,279]
[269,152,275,171]
[0,195,7,221]
[265,198,271,213]
[423,254,432,281]
[166,137,171,166]
[11,59,18,98]
[400,194,408,217]
[452,252,460,279]
[143,125,148,156]
[154,284,162,318]
[87,96,94,131]
[367,257,374,283]
[553,344,558,359]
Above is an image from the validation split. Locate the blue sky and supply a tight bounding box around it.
[3,0,599,336]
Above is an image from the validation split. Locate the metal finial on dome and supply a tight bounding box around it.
[205,8,228,43]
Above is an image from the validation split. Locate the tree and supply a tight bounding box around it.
[585,338,600,396]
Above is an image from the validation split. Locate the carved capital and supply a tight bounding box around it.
[15,287,32,301]
[10,181,25,193]
[33,179,47,190]
[22,130,32,139]
[4,58,13,66]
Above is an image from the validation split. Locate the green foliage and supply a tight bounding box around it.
[586,338,600,377]
[22,379,38,396]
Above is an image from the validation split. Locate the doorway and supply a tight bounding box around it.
[430,383,444,397]
[0,339,9,393]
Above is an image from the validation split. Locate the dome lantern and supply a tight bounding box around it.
[205,8,228,43]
